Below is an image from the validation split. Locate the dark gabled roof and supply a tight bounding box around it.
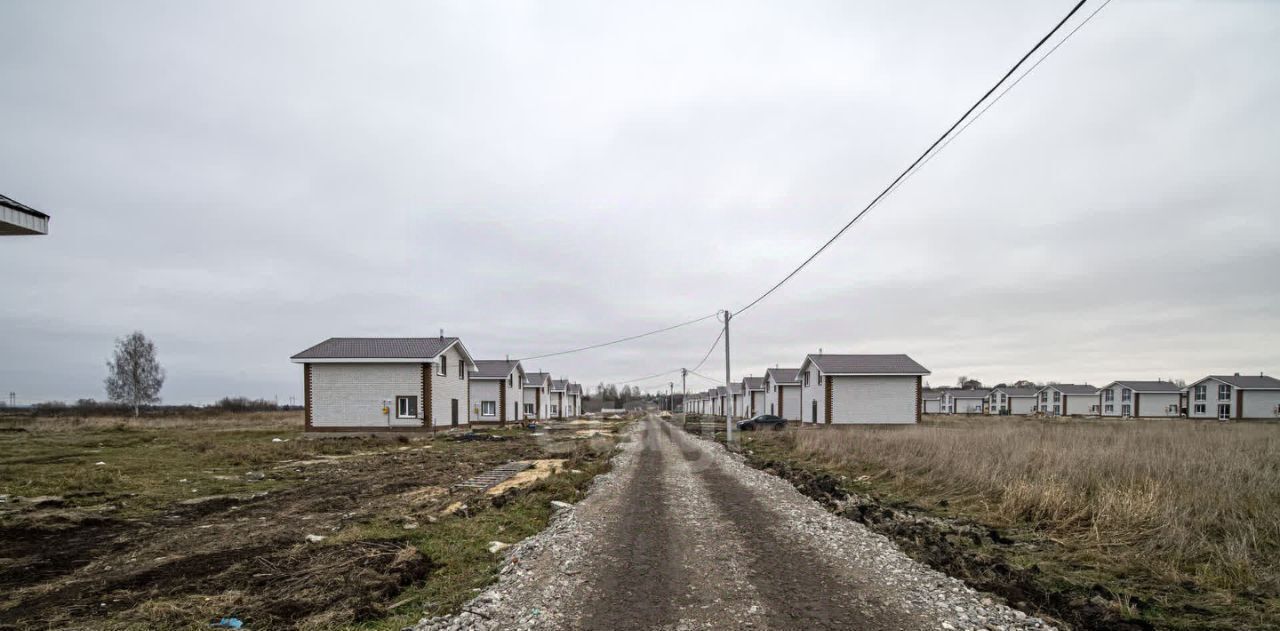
[1106,380,1183,393]
[803,354,930,375]
[920,389,943,400]
[991,386,1040,397]
[1200,374,1280,390]
[524,372,551,387]
[743,376,764,391]
[765,368,801,385]
[550,379,567,391]
[948,388,991,399]
[728,383,744,395]
[471,359,521,379]
[1043,384,1099,396]
[292,337,459,360]
[0,194,50,219]
[567,383,583,395]
[715,386,727,395]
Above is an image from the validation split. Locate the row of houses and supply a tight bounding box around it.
[290,337,582,432]
[686,354,931,424]
[921,374,1280,420]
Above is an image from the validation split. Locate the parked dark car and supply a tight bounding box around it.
[737,414,787,431]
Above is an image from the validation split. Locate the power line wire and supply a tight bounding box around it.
[892,0,1113,189]
[518,311,719,361]
[733,0,1090,317]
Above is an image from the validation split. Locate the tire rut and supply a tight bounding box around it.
[668,424,920,631]
[576,424,687,630]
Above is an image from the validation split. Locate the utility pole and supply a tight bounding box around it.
[668,382,674,412]
[680,368,687,416]
[723,309,733,442]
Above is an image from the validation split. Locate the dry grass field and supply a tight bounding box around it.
[0,412,621,630]
[743,416,1280,630]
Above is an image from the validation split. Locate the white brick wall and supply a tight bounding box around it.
[431,345,469,427]
[1242,390,1280,419]
[830,375,917,424]
[311,363,422,428]
[469,380,502,422]
[523,385,547,419]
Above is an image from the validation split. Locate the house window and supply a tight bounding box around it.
[1053,391,1061,402]
[396,396,418,419]
[1105,404,1114,413]
[1040,392,1048,403]
[438,360,446,377]
[509,375,513,387]
[551,404,559,415]
[458,359,464,380]
[1194,385,1206,401]
[524,403,534,415]
[1053,404,1061,415]
[1194,403,1205,414]
[1218,384,1231,400]
[481,401,496,416]
[1104,389,1114,402]
[1122,389,1132,402]
[1121,404,1131,416]
[803,372,810,387]
[1218,404,1231,419]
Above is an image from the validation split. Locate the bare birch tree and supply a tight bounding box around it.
[104,331,165,417]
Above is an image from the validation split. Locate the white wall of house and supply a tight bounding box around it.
[1063,394,1099,416]
[800,365,824,424]
[1099,387,1180,417]
[311,363,422,428]
[829,375,918,424]
[432,345,469,426]
[951,396,985,414]
[923,398,941,414]
[507,375,523,422]
[469,380,505,422]
[1009,396,1036,415]
[1186,381,1219,418]
[749,391,764,416]
[1243,390,1280,419]
[523,386,547,419]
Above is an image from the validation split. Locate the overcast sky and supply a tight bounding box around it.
[2,0,1277,404]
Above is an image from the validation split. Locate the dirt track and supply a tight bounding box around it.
[416,417,1055,630]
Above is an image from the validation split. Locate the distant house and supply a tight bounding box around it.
[987,386,1039,415]
[920,388,943,414]
[291,336,477,432]
[523,372,552,420]
[0,193,49,236]
[714,386,728,415]
[550,379,568,419]
[743,376,765,417]
[764,368,802,420]
[1185,374,1280,420]
[566,383,583,417]
[469,360,525,424]
[798,353,930,424]
[1098,380,1181,418]
[727,383,746,417]
[1034,384,1099,416]
[944,389,990,414]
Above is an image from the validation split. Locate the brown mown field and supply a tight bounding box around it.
[744,416,1280,630]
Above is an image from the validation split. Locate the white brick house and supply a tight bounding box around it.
[1098,380,1181,418]
[549,379,568,419]
[943,389,990,414]
[523,372,551,420]
[469,360,525,424]
[743,376,765,417]
[764,368,801,420]
[291,337,477,432]
[1034,384,1100,416]
[987,386,1039,415]
[1185,374,1280,420]
[920,388,943,414]
[566,383,583,417]
[798,354,930,424]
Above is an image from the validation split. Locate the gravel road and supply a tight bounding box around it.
[411,417,1055,631]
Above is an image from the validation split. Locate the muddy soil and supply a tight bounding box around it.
[0,438,543,630]
[747,456,1160,631]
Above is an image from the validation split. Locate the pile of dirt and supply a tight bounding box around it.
[750,457,1158,631]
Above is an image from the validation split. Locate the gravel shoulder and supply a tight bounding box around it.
[413,417,1056,631]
